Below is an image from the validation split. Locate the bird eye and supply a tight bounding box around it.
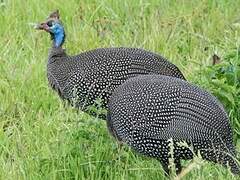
[47,20,54,27]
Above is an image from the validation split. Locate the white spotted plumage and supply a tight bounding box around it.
[107,75,239,175]
[47,47,185,115]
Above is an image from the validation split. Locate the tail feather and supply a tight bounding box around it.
[201,149,240,175]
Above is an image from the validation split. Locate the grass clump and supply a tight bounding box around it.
[194,50,240,140]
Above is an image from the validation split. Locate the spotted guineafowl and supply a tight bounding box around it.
[107,75,239,175]
[35,10,185,116]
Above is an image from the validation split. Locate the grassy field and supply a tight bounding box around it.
[0,0,240,179]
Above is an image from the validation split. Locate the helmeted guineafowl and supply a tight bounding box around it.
[35,10,185,116]
[107,75,239,175]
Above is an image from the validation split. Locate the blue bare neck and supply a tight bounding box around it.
[51,23,65,48]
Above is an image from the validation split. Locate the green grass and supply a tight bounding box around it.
[0,0,240,179]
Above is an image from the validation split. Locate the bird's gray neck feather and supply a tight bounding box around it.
[48,47,67,63]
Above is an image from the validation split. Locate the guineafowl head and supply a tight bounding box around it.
[35,10,65,47]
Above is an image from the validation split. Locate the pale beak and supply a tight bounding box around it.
[34,22,51,32]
